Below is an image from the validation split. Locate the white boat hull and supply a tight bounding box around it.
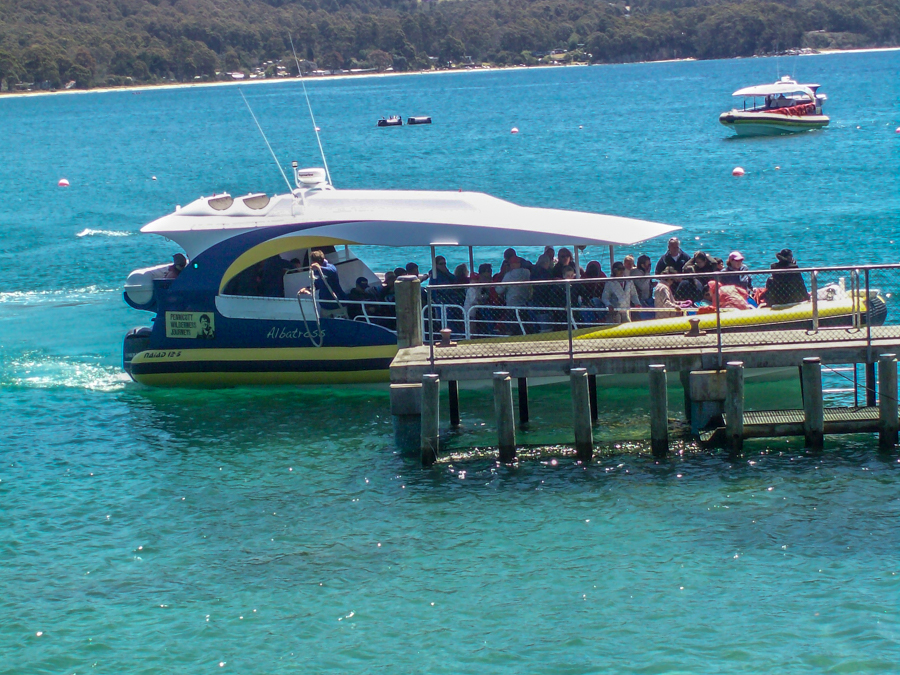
[719,111,829,136]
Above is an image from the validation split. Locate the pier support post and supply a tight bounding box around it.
[421,374,440,466]
[517,377,530,425]
[688,370,727,436]
[680,370,692,423]
[866,362,877,407]
[801,357,824,450]
[648,365,668,458]
[725,361,744,454]
[448,380,460,427]
[394,276,423,349]
[571,368,594,462]
[878,353,898,450]
[493,372,516,462]
[391,382,422,453]
[588,374,598,423]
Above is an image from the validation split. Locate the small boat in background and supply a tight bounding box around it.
[377,116,402,127]
[719,76,829,136]
[407,116,432,125]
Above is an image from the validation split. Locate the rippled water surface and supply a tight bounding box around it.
[2,51,900,672]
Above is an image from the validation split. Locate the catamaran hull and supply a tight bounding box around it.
[123,297,886,388]
[719,112,829,136]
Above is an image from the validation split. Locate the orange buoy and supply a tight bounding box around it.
[58,178,70,187]
[732,167,745,177]
[511,127,519,134]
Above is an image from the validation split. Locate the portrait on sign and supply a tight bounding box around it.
[165,312,216,339]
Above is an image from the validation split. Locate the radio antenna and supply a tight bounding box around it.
[289,34,333,185]
[239,88,293,192]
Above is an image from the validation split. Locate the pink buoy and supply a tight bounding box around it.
[896,127,900,133]
[58,178,70,187]
[732,167,745,177]
[510,127,519,134]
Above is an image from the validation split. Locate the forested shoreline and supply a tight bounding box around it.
[0,0,898,91]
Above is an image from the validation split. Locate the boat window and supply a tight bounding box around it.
[243,194,270,210]
[208,196,234,211]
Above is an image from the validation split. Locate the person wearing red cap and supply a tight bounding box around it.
[722,251,752,291]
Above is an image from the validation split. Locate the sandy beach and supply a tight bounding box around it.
[1,45,897,100]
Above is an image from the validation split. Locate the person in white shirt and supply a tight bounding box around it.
[497,256,532,334]
[601,261,640,323]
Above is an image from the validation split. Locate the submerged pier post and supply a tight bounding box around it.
[878,353,898,450]
[391,383,422,453]
[680,370,692,423]
[448,380,460,427]
[571,368,594,462]
[725,361,745,454]
[421,374,440,466]
[394,276,423,349]
[588,374,598,423]
[866,362,877,407]
[493,372,516,462]
[517,377,530,425]
[648,365,668,458]
[801,357,824,450]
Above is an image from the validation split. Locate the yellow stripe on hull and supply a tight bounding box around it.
[135,369,391,387]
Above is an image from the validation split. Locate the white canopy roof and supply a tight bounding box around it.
[733,79,819,99]
[143,188,680,258]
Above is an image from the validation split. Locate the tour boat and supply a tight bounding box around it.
[719,76,829,136]
[376,116,403,127]
[122,165,681,387]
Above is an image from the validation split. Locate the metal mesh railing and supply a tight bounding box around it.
[422,264,900,367]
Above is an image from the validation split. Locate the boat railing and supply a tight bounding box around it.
[414,264,900,369]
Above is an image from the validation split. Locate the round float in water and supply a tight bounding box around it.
[58,178,70,187]
[732,167,745,177]
[510,127,519,134]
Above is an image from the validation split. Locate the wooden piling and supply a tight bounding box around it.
[866,361,877,407]
[493,372,516,462]
[801,357,824,450]
[517,377,529,424]
[421,374,440,466]
[878,353,898,450]
[570,368,594,462]
[725,361,744,454]
[448,380,460,427]
[394,276,423,349]
[680,370,692,423]
[588,374,598,422]
[648,365,668,458]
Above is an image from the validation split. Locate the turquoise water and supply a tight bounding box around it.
[2,52,900,672]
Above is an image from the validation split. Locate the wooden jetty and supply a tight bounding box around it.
[388,277,900,465]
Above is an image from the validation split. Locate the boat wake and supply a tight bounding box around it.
[0,351,131,392]
[76,228,132,238]
[0,285,116,306]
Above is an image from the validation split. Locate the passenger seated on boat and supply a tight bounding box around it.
[504,248,533,271]
[552,248,577,278]
[543,246,556,266]
[348,277,378,318]
[497,256,532,335]
[406,262,427,282]
[379,271,397,302]
[765,248,809,305]
[298,250,348,310]
[653,267,682,319]
[225,261,264,296]
[689,251,716,287]
[674,264,705,304]
[722,251,753,291]
[655,237,691,275]
[465,263,495,336]
[429,256,455,286]
[602,261,640,324]
[164,253,187,279]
